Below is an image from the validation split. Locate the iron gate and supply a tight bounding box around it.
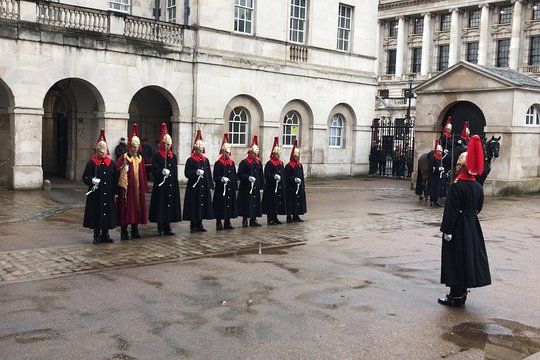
[369,117,415,178]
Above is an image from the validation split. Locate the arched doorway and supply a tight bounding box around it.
[0,79,15,187]
[440,101,486,137]
[42,78,105,180]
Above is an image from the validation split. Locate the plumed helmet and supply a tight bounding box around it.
[465,135,484,175]
[192,129,205,153]
[444,117,452,132]
[461,121,470,141]
[220,133,231,154]
[270,137,281,160]
[159,123,172,150]
[95,128,109,155]
[129,123,141,152]
[290,139,300,162]
[248,135,259,155]
[434,138,442,153]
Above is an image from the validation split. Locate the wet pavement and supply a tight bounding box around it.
[0,176,539,359]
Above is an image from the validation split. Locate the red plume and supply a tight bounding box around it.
[269,137,279,160]
[159,122,169,151]
[461,121,469,141]
[290,139,299,163]
[220,133,229,155]
[466,135,484,176]
[433,138,441,160]
[128,123,141,153]
[248,135,259,157]
[192,129,205,154]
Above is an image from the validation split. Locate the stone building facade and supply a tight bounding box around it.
[0,0,378,189]
[376,0,540,194]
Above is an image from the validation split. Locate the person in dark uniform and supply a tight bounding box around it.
[369,141,379,175]
[460,121,470,145]
[213,133,237,230]
[439,116,453,152]
[284,140,306,223]
[114,137,127,161]
[237,135,264,228]
[439,135,491,307]
[116,123,148,240]
[82,128,118,244]
[183,129,214,233]
[428,139,444,207]
[262,137,286,225]
[148,123,181,236]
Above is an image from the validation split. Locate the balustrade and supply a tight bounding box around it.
[0,0,18,20]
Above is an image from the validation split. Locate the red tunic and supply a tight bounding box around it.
[116,153,149,225]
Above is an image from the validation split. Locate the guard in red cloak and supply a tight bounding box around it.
[117,123,149,240]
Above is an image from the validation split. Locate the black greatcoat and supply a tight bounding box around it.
[82,157,118,230]
[213,157,238,220]
[284,161,307,216]
[148,151,182,223]
[237,157,264,218]
[428,154,442,203]
[262,159,287,216]
[183,155,214,221]
[440,177,491,289]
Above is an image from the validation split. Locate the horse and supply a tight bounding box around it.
[476,136,501,185]
[415,150,435,201]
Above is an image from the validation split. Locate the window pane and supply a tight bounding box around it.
[440,14,451,31]
[438,44,449,71]
[234,0,254,34]
[534,2,540,20]
[467,42,479,63]
[497,39,510,67]
[229,107,249,145]
[469,10,480,28]
[530,37,540,65]
[499,5,512,24]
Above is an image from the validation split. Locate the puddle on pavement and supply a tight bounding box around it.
[223,326,244,336]
[0,328,61,344]
[442,319,540,359]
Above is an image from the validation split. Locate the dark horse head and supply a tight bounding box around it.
[476,136,501,185]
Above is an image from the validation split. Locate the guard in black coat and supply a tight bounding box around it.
[213,133,237,230]
[183,130,214,232]
[237,135,264,227]
[439,135,491,307]
[148,123,182,236]
[262,137,286,225]
[428,139,444,207]
[284,140,306,223]
[82,128,118,244]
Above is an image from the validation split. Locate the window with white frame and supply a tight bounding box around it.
[329,114,344,147]
[468,9,480,28]
[534,2,540,20]
[234,0,254,34]
[499,5,513,24]
[167,0,176,23]
[413,17,423,34]
[389,20,398,37]
[289,0,307,43]
[108,0,130,13]
[440,14,451,31]
[283,111,300,146]
[337,4,352,52]
[525,105,540,125]
[229,107,250,145]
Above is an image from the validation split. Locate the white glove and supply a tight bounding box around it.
[196,169,204,176]
[221,176,229,183]
[162,168,170,176]
[91,177,101,185]
[248,176,256,183]
[294,177,301,184]
[123,164,129,172]
[444,149,449,154]
[274,174,281,180]
[443,233,452,241]
[439,166,445,172]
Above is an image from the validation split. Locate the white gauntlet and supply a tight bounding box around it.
[91,177,101,185]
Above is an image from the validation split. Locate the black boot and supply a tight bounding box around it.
[93,229,101,244]
[293,216,304,222]
[131,224,141,239]
[100,230,114,243]
[286,215,293,223]
[250,217,262,227]
[224,219,235,230]
[198,221,207,232]
[121,225,130,240]
[438,288,468,307]
[274,217,282,225]
[268,215,276,225]
[216,220,224,230]
[164,223,175,236]
[190,221,198,233]
[242,217,249,228]
[157,223,164,236]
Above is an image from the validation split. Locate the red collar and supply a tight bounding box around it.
[218,155,233,166]
[191,154,207,162]
[269,158,283,167]
[288,160,301,167]
[246,156,259,165]
[433,152,441,161]
[442,131,451,138]
[159,150,173,158]
[455,171,476,181]
[91,156,111,167]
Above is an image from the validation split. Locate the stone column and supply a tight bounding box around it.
[509,0,523,70]
[102,113,129,159]
[478,3,490,65]
[420,13,432,76]
[448,8,461,66]
[9,107,43,190]
[395,17,406,77]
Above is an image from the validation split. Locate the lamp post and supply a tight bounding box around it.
[405,74,414,120]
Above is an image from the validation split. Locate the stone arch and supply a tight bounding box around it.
[223,94,264,158]
[440,101,486,137]
[279,99,313,163]
[0,78,15,186]
[129,86,181,156]
[42,78,106,180]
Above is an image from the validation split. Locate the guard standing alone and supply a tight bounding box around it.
[82,128,118,244]
[148,123,181,236]
[213,133,237,230]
